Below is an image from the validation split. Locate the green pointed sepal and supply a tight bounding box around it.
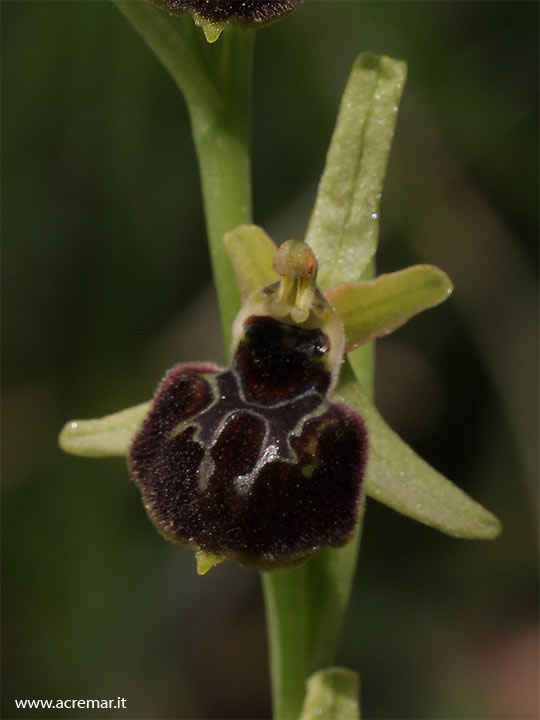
[299,668,360,720]
[334,366,501,540]
[58,402,150,457]
[327,264,453,351]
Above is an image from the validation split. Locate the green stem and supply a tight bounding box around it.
[115,2,253,347]
[263,503,366,720]
[190,29,254,346]
[262,387,371,720]
[263,261,374,720]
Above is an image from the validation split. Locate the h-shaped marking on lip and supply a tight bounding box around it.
[170,368,328,492]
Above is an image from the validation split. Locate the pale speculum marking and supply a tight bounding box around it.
[171,366,329,493]
[128,312,368,568]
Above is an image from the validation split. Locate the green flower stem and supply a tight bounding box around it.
[264,327,374,720]
[263,502,366,720]
[190,30,254,344]
[261,218,375,716]
[264,370,372,720]
[192,111,252,345]
[115,1,253,345]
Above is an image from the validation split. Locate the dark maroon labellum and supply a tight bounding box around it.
[148,0,305,26]
[129,315,367,569]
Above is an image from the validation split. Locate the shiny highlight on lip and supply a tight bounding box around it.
[128,315,367,570]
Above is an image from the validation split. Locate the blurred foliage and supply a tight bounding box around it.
[2,1,538,719]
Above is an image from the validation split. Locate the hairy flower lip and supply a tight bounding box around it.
[148,0,305,26]
[127,313,368,571]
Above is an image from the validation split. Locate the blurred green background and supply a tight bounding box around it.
[2,1,538,718]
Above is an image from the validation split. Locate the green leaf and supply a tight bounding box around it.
[326,264,453,351]
[224,224,279,301]
[335,367,501,539]
[299,668,360,720]
[58,402,150,458]
[305,53,407,290]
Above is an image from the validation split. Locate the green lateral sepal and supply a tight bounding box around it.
[58,402,150,457]
[334,367,501,540]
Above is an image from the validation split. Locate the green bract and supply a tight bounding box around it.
[305,54,406,291]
